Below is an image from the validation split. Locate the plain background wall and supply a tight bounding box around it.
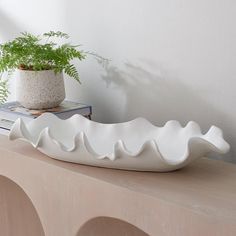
[0,0,235,162]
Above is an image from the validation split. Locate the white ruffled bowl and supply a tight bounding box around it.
[8,113,230,172]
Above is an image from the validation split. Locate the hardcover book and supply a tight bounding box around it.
[0,101,92,132]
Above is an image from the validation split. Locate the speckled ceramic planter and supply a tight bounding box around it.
[16,69,65,109]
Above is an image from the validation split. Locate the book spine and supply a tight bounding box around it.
[0,118,15,130]
[0,128,9,135]
[0,111,33,122]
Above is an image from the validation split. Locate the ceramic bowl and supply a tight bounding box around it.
[8,113,230,172]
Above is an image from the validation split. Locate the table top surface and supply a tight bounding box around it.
[0,135,236,222]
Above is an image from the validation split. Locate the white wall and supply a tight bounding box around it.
[0,0,235,162]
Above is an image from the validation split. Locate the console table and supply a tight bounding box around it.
[0,135,235,236]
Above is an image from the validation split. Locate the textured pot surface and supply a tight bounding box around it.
[16,69,65,109]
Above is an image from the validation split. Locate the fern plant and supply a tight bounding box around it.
[0,31,97,83]
[0,74,9,104]
[0,31,108,104]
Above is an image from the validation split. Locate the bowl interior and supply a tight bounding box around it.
[27,116,203,161]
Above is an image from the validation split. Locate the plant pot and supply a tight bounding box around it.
[16,69,65,109]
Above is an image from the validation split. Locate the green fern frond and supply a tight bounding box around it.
[0,31,107,83]
[43,31,69,39]
[64,64,81,83]
[0,75,9,104]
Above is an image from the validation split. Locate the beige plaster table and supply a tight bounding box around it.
[0,135,236,236]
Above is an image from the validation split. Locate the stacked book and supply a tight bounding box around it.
[0,100,92,135]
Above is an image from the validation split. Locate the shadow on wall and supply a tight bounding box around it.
[0,8,22,41]
[101,61,234,163]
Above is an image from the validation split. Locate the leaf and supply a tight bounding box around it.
[0,74,9,104]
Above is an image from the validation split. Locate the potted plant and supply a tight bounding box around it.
[0,31,104,109]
